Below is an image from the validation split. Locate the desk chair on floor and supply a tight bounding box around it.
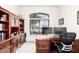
[55,32,76,53]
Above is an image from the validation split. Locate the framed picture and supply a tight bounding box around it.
[59,18,64,25]
[77,11,79,25]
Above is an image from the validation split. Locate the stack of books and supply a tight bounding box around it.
[0,14,6,41]
[0,24,6,41]
[0,24,5,31]
[0,33,6,41]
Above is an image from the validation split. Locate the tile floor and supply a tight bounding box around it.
[16,42,36,53]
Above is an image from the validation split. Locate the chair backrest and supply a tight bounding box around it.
[60,32,76,45]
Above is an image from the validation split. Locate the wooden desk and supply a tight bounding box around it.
[36,39,51,53]
[36,35,79,53]
[36,35,51,53]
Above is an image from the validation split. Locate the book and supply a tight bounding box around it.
[0,24,3,30]
[2,24,5,30]
[0,33,5,41]
[0,24,5,30]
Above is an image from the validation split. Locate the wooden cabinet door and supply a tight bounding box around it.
[36,39,51,53]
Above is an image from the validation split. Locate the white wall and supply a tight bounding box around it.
[19,5,59,41]
[58,5,79,39]
[1,5,20,15]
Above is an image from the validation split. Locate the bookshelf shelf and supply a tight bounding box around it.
[0,31,7,32]
[0,21,8,23]
[0,29,8,32]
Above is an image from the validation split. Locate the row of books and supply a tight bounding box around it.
[0,14,6,41]
[0,33,6,41]
[0,24,5,30]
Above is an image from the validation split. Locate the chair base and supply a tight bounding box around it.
[54,43,73,53]
[61,50,72,53]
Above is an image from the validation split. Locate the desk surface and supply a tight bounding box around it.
[36,34,59,40]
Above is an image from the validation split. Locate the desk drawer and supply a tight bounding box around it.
[36,40,50,48]
[36,39,51,53]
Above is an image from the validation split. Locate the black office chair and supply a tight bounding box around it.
[55,32,76,53]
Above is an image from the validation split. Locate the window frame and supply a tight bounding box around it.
[29,13,49,35]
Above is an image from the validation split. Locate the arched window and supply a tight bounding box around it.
[30,13,49,34]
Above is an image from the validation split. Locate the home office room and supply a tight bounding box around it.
[0,5,79,53]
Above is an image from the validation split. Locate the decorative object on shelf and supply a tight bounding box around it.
[59,18,64,25]
[16,19,19,27]
[11,17,19,27]
[11,17,15,27]
[0,14,6,21]
[77,11,79,25]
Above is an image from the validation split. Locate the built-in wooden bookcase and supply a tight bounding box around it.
[0,9,9,41]
[0,7,25,53]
